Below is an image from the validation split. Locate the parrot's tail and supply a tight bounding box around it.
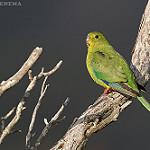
[137,96,150,112]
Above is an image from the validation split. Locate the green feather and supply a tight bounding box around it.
[137,96,150,111]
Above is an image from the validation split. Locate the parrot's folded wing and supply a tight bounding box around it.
[92,51,140,97]
[92,51,128,83]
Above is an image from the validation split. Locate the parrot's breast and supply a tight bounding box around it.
[86,52,109,88]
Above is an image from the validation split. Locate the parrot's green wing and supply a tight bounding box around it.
[92,51,128,83]
[91,50,139,97]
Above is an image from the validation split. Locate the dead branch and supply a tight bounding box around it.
[0,60,62,144]
[37,60,63,79]
[25,77,49,149]
[0,77,36,144]
[0,107,16,132]
[50,1,150,150]
[33,98,70,150]
[0,47,43,96]
[25,60,68,150]
[25,60,62,149]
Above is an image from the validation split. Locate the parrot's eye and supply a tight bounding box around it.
[95,35,99,39]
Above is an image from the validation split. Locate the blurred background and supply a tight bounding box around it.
[0,0,149,150]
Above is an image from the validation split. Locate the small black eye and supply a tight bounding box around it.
[95,35,99,39]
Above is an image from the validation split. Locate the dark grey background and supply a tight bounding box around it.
[0,0,149,150]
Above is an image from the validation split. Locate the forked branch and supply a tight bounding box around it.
[0,59,62,144]
[0,47,43,96]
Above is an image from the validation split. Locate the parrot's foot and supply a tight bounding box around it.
[103,88,115,95]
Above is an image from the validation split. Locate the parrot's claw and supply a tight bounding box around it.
[103,88,115,95]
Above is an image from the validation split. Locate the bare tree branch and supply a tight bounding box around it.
[33,98,70,150]
[50,1,150,150]
[0,77,36,144]
[25,60,63,149]
[37,60,63,79]
[26,76,49,149]
[0,60,63,144]
[0,47,43,96]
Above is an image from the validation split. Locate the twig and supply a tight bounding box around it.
[37,60,63,79]
[25,76,49,149]
[50,1,150,149]
[34,98,70,150]
[0,107,16,132]
[0,47,43,96]
[1,107,16,121]
[0,101,25,144]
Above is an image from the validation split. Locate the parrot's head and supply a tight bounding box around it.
[86,32,109,48]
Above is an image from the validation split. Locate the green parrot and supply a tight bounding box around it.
[86,31,150,111]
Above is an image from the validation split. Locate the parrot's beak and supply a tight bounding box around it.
[86,35,90,47]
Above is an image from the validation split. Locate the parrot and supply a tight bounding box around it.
[86,31,150,111]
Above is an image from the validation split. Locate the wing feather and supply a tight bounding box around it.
[92,51,128,83]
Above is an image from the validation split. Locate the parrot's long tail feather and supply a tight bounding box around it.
[137,96,150,112]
